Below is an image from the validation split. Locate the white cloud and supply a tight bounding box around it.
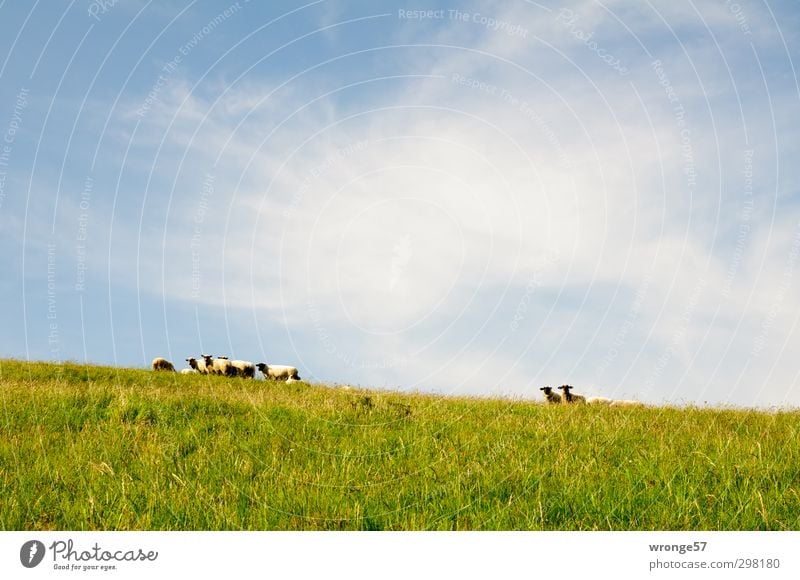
[84,0,800,406]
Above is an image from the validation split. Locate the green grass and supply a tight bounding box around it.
[1,359,799,530]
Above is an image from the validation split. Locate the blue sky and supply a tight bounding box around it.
[0,0,799,407]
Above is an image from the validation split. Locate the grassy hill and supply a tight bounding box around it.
[1,359,798,530]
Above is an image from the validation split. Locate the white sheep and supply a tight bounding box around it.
[610,399,644,408]
[151,357,175,372]
[539,386,562,405]
[586,396,612,405]
[558,385,586,404]
[180,368,198,375]
[229,360,256,379]
[256,362,300,381]
[185,356,210,374]
[203,355,233,377]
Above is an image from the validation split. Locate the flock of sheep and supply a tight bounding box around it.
[151,355,301,382]
[540,385,643,407]
[154,357,641,406]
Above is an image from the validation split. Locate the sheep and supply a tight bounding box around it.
[610,399,644,408]
[185,356,210,374]
[539,386,562,404]
[558,385,586,404]
[228,360,256,379]
[180,368,198,375]
[256,362,300,381]
[151,357,175,372]
[586,396,612,405]
[203,354,233,377]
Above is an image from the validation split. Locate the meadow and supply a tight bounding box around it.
[1,359,798,530]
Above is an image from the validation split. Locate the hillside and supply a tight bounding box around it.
[1,359,798,530]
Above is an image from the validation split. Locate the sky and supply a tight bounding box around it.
[0,0,798,408]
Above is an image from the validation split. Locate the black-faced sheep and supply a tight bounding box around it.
[186,356,210,374]
[539,386,562,404]
[151,357,175,372]
[203,355,233,377]
[256,362,300,381]
[229,360,256,378]
[558,385,586,404]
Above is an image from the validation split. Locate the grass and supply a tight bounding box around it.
[1,358,799,530]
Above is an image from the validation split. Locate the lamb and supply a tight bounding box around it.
[539,386,562,404]
[180,368,198,375]
[558,385,586,404]
[185,356,210,374]
[229,360,256,379]
[256,362,300,381]
[151,357,175,372]
[610,399,644,408]
[586,396,612,405]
